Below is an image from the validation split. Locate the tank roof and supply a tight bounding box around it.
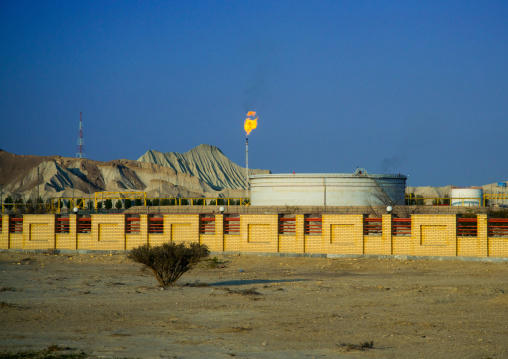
[250,172,407,180]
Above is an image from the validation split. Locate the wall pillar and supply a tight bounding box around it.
[296,215,305,253]
[140,214,149,246]
[69,214,78,249]
[382,214,393,255]
[215,214,224,251]
[0,215,9,249]
[477,214,489,257]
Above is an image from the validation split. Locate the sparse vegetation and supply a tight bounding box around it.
[338,341,374,351]
[225,288,261,296]
[282,205,298,214]
[202,256,225,269]
[0,345,88,358]
[128,242,209,287]
[0,301,19,308]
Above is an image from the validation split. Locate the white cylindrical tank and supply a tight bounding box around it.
[451,188,483,206]
[250,169,407,206]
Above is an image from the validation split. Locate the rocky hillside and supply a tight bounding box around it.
[137,144,271,190]
[0,145,269,201]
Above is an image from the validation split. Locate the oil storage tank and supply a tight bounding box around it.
[451,187,483,206]
[250,168,407,206]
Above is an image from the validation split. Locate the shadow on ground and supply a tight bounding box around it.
[208,279,310,286]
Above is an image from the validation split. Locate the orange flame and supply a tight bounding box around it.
[244,111,258,135]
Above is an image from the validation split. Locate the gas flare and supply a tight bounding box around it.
[244,111,258,135]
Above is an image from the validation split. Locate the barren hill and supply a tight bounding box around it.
[0,145,269,201]
[137,144,271,190]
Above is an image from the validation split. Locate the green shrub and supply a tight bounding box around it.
[128,242,209,287]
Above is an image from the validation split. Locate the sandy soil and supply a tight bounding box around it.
[1,251,507,358]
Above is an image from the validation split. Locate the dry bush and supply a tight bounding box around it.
[128,242,209,287]
[338,341,374,351]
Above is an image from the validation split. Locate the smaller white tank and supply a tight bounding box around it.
[451,187,483,206]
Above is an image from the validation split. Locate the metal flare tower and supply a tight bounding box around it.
[76,112,85,158]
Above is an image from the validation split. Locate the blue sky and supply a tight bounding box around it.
[1,1,507,187]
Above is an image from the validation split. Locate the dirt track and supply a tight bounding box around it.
[1,251,507,358]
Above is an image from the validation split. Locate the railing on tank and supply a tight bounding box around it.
[126,216,140,234]
[279,216,296,235]
[457,217,478,236]
[224,215,240,235]
[304,215,322,235]
[488,218,508,237]
[56,216,70,234]
[364,218,382,236]
[0,218,2,233]
[200,215,215,234]
[10,217,23,233]
[78,217,92,233]
[149,216,163,234]
[392,218,411,236]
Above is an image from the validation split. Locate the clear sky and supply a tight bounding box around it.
[1,1,507,187]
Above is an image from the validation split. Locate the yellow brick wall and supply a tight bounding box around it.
[412,215,457,256]
[392,236,412,255]
[89,214,126,251]
[1,213,507,259]
[199,214,224,252]
[165,215,199,244]
[380,214,394,255]
[239,215,278,253]
[22,215,55,250]
[55,215,77,250]
[0,215,10,249]
[488,238,508,257]
[476,214,488,257]
[278,215,305,253]
[133,215,149,249]
[322,215,364,254]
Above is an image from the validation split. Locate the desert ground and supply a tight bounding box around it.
[0,250,507,358]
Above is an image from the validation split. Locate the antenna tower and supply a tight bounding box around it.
[76,112,85,158]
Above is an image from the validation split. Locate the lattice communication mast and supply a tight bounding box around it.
[76,112,85,158]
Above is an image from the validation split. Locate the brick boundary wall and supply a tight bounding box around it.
[1,214,507,259]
